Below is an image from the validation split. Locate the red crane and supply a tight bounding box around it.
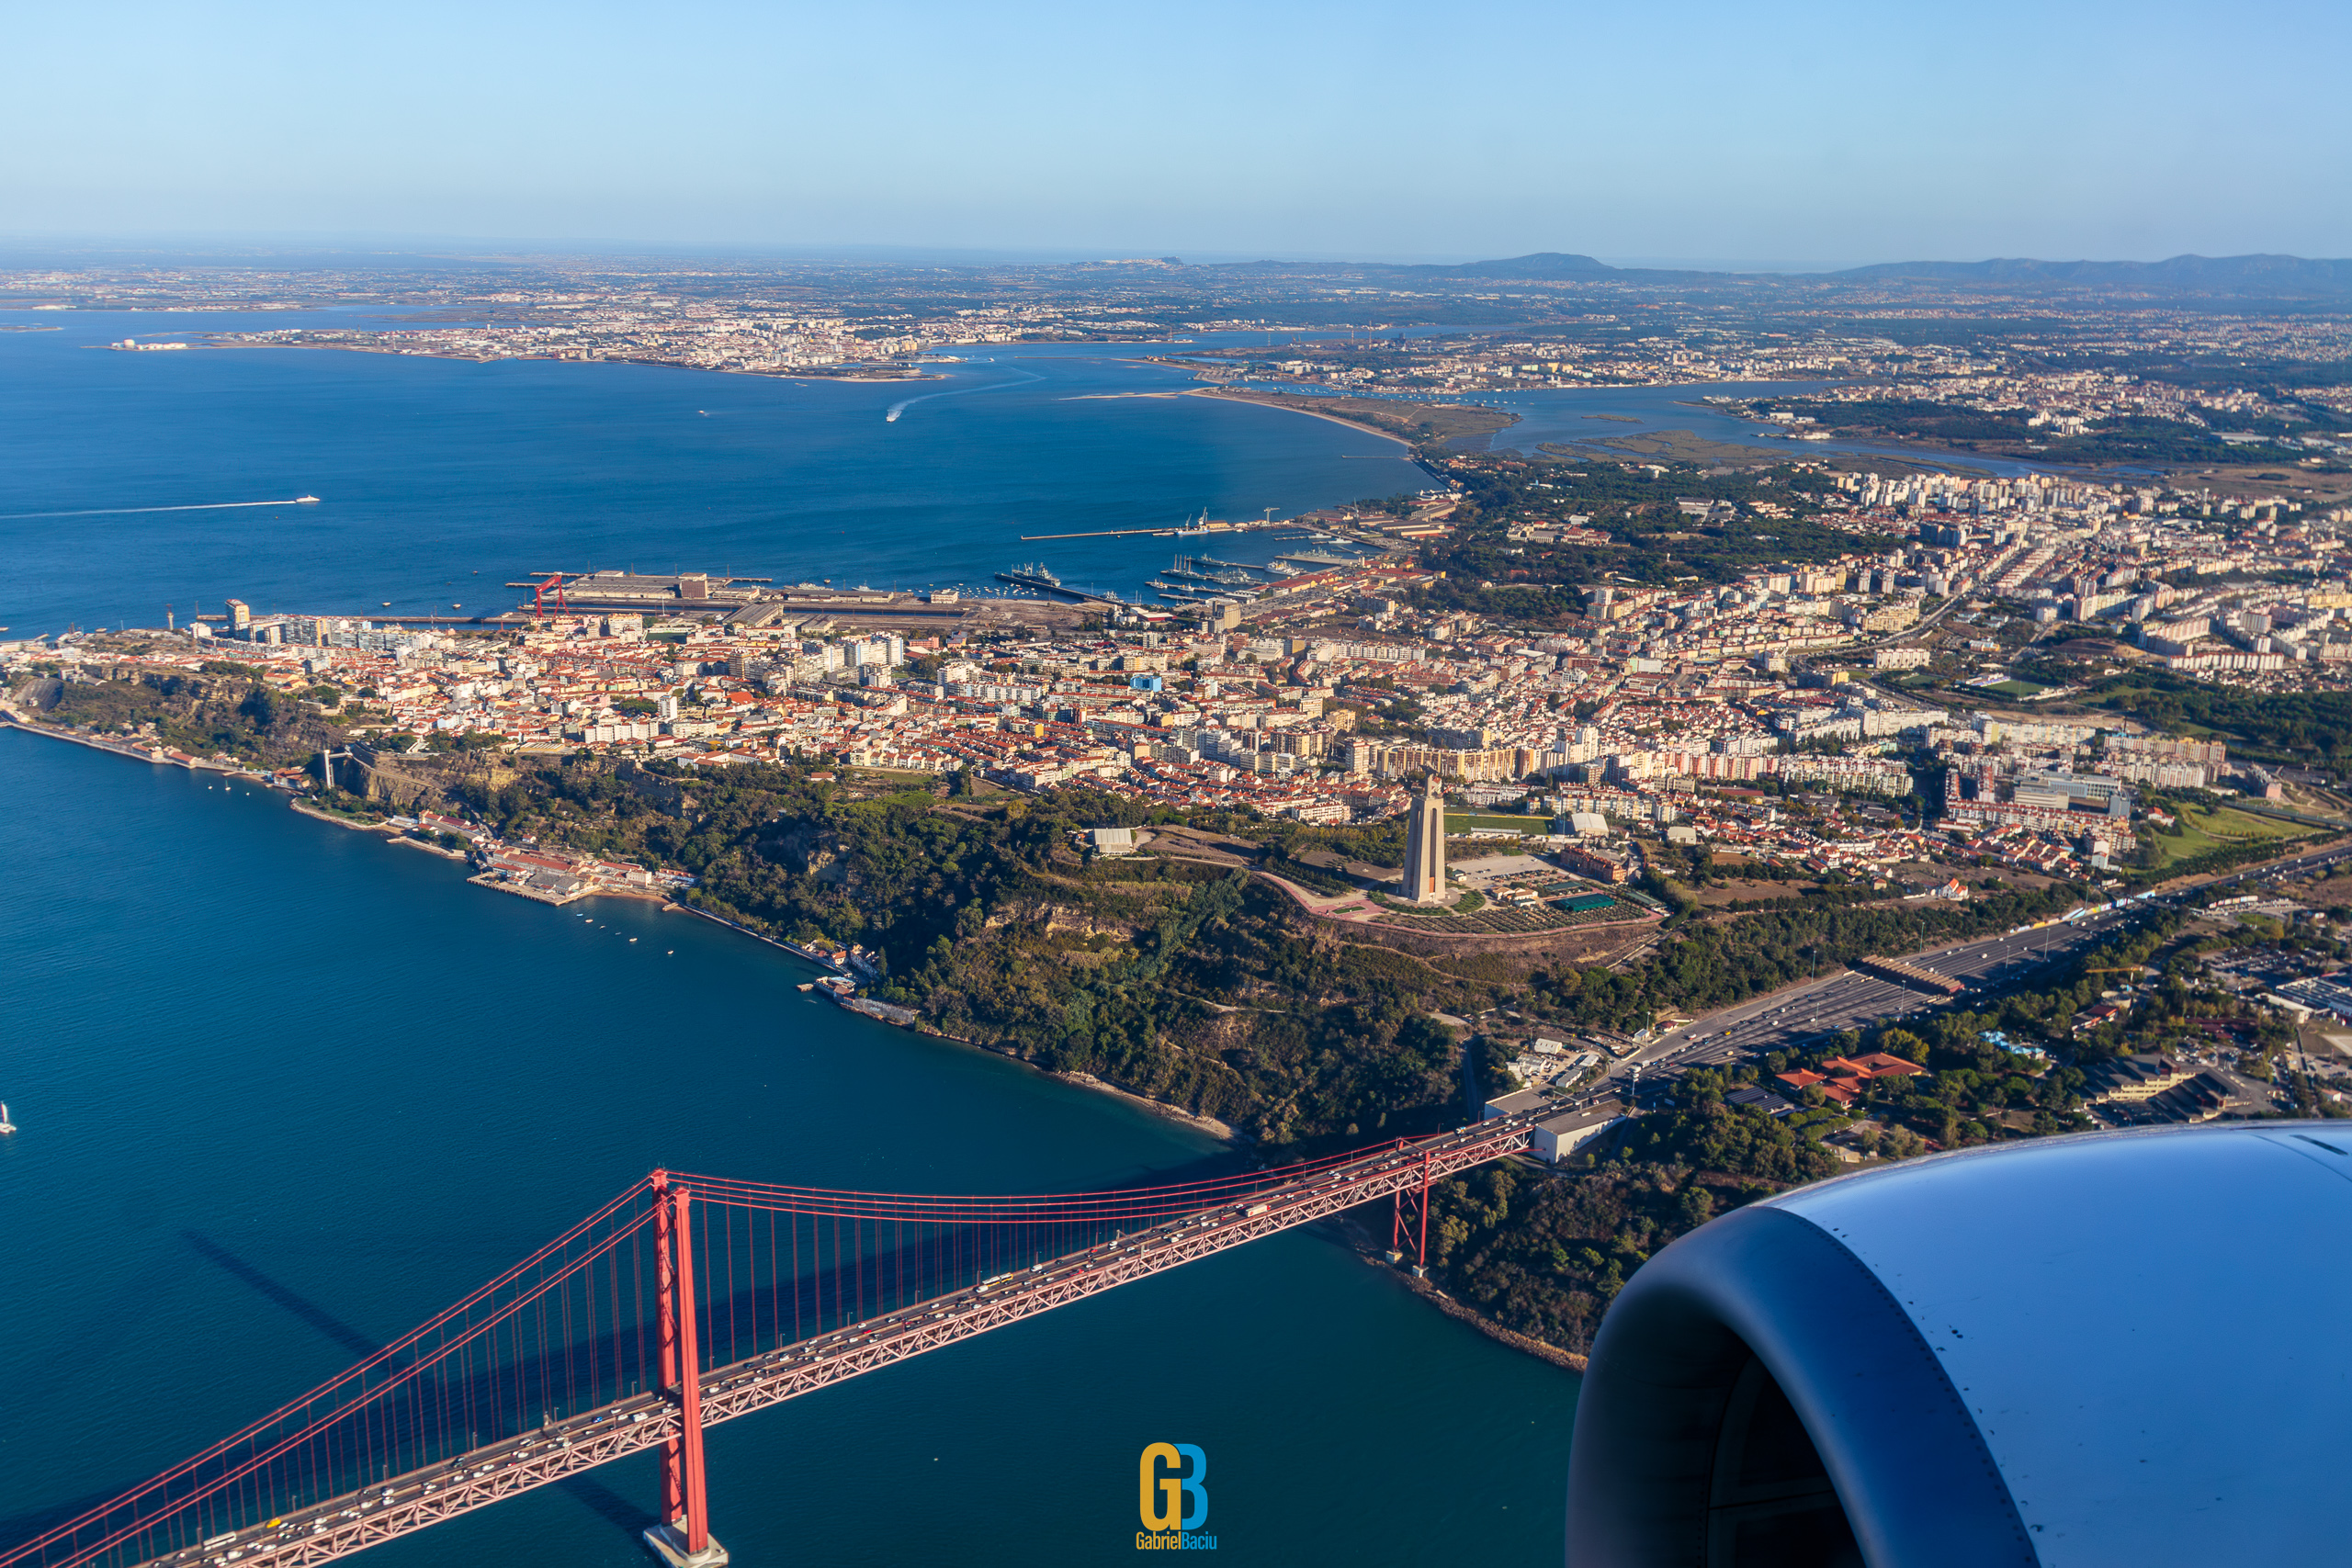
[528,572,571,620]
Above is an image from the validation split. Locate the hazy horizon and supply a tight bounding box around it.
[0,233,2340,276]
[6,0,2346,264]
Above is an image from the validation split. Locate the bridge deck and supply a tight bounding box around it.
[137,1113,1540,1568]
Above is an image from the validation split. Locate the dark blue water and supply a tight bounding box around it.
[0,733,1577,1564]
[0,311,1426,634]
[0,322,1578,1565]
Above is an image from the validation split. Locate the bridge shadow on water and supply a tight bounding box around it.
[180,1233,383,1361]
[0,1233,394,1554]
[2,1156,1329,1561]
[172,1233,656,1539]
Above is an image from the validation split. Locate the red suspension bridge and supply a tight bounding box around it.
[2,1111,1545,1568]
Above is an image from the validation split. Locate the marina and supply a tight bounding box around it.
[1140,544,1370,605]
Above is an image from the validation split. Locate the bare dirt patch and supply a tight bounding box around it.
[1198,388,1519,448]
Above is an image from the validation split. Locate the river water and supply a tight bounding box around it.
[0,318,1579,1564]
[0,307,2061,643]
[0,732,1577,1564]
[0,311,1430,630]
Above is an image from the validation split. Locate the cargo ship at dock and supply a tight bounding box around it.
[1148,579,1245,603]
[993,562,1067,596]
[992,563,1128,606]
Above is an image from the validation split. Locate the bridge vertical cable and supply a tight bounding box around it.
[4,1125,1534,1568]
[0,1179,673,1568]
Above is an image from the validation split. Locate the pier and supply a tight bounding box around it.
[1016,524,1319,541]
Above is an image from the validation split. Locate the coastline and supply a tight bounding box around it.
[665,900,1246,1143]
[1182,387,1413,446]
[200,337,943,383]
[1046,1069,1240,1144]
[663,898,858,968]
[0,709,1595,1371]
[0,714,260,779]
[1390,1258,1589,1373]
[290,798,393,832]
[1333,1211,1589,1373]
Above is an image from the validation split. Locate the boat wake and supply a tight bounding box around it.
[0,497,322,521]
[886,368,1042,423]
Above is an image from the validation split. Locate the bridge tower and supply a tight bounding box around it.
[1387,1145,1435,1277]
[646,1175,728,1568]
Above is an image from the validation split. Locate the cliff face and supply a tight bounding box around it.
[346,744,516,812]
[353,751,434,809]
[614,759,686,813]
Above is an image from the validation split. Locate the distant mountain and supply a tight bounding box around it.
[1207,251,1639,280]
[1281,251,1726,283]
[1205,250,2352,297]
[1830,254,2352,294]
[1412,252,1625,279]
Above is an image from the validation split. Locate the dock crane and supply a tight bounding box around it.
[505,571,573,620]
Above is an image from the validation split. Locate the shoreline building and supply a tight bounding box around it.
[1402,774,1447,903]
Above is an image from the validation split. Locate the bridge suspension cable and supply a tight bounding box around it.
[2,1114,1541,1568]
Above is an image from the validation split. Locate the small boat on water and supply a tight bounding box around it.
[0,1101,17,1134]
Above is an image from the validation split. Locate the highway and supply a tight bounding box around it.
[1589,834,2352,1095]
[1623,908,2137,1077]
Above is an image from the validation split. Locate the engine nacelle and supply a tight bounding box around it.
[1565,1122,2352,1566]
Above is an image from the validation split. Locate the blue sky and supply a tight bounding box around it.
[6,0,2346,265]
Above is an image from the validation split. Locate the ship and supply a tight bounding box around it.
[1158,555,1265,597]
[993,562,1065,595]
[1267,546,1368,573]
[993,562,1128,606]
[0,1101,15,1134]
[294,495,321,504]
